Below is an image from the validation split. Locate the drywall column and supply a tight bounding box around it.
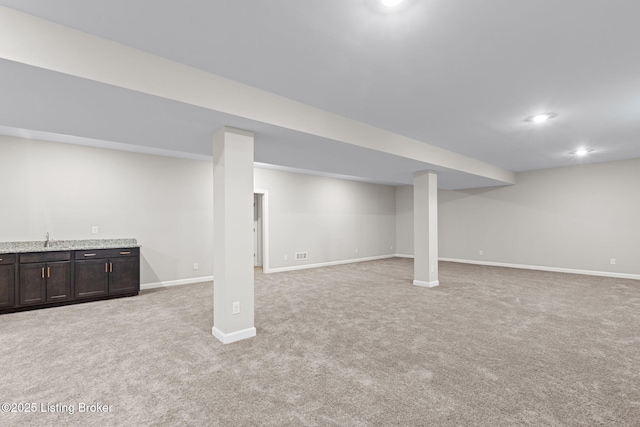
[413,171,439,287]
[212,127,256,344]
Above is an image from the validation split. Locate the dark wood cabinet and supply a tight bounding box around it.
[74,248,140,298]
[19,263,47,305]
[75,259,109,298]
[1,246,139,314]
[46,262,72,302]
[19,253,72,305]
[109,257,139,294]
[0,255,16,309]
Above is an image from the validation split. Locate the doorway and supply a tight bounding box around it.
[253,193,263,268]
[253,190,269,272]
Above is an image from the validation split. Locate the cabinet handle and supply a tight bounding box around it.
[84,253,97,257]
[110,263,113,273]
[120,251,131,255]
[105,263,108,273]
[41,267,45,279]
[47,267,50,278]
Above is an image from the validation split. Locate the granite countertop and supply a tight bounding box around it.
[0,238,140,254]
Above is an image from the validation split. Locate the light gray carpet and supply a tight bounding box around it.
[1,258,639,426]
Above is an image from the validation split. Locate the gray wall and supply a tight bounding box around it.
[255,168,396,270]
[1,135,397,284]
[396,158,640,275]
[0,135,214,285]
[6,134,636,283]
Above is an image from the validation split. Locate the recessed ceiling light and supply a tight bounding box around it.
[368,0,411,13]
[381,0,404,7]
[525,113,557,123]
[571,148,594,156]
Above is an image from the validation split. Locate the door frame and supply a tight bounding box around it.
[253,189,270,273]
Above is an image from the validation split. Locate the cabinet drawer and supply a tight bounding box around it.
[20,252,71,264]
[0,254,15,265]
[74,247,139,260]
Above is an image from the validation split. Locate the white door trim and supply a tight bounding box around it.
[253,189,270,273]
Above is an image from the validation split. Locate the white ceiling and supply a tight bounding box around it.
[1,0,639,187]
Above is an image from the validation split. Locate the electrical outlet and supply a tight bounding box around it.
[284,254,288,261]
[479,250,484,256]
[390,246,394,250]
[610,258,616,265]
[355,248,359,254]
[431,265,435,273]
[232,301,240,315]
[193,263,199,270]
[92,226,99,234]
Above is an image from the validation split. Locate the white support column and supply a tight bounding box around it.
[413,171,439,288]
[212,127,256,344]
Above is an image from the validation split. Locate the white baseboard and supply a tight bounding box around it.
[212,326,256,344]
[141,276,214,291]
[266,254,396,274]
[413,279,439,288]
[439,258,640,281]
[140,257,637,288]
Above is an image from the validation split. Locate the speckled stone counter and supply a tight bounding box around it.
[0,238,139,254]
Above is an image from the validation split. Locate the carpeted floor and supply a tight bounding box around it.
[1,258,639,426]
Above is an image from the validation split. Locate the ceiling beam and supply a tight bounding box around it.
[0,6,515,185]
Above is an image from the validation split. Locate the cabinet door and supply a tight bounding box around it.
[109,257,139,294]
[0,264,15,308]
[75,259,109,298]
[19,263,46,305]
[46,262,71,302]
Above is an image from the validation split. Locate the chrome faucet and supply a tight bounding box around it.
[45,232,50,247]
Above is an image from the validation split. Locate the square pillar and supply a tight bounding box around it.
[413,171,439,287]
[212,127,256,344]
